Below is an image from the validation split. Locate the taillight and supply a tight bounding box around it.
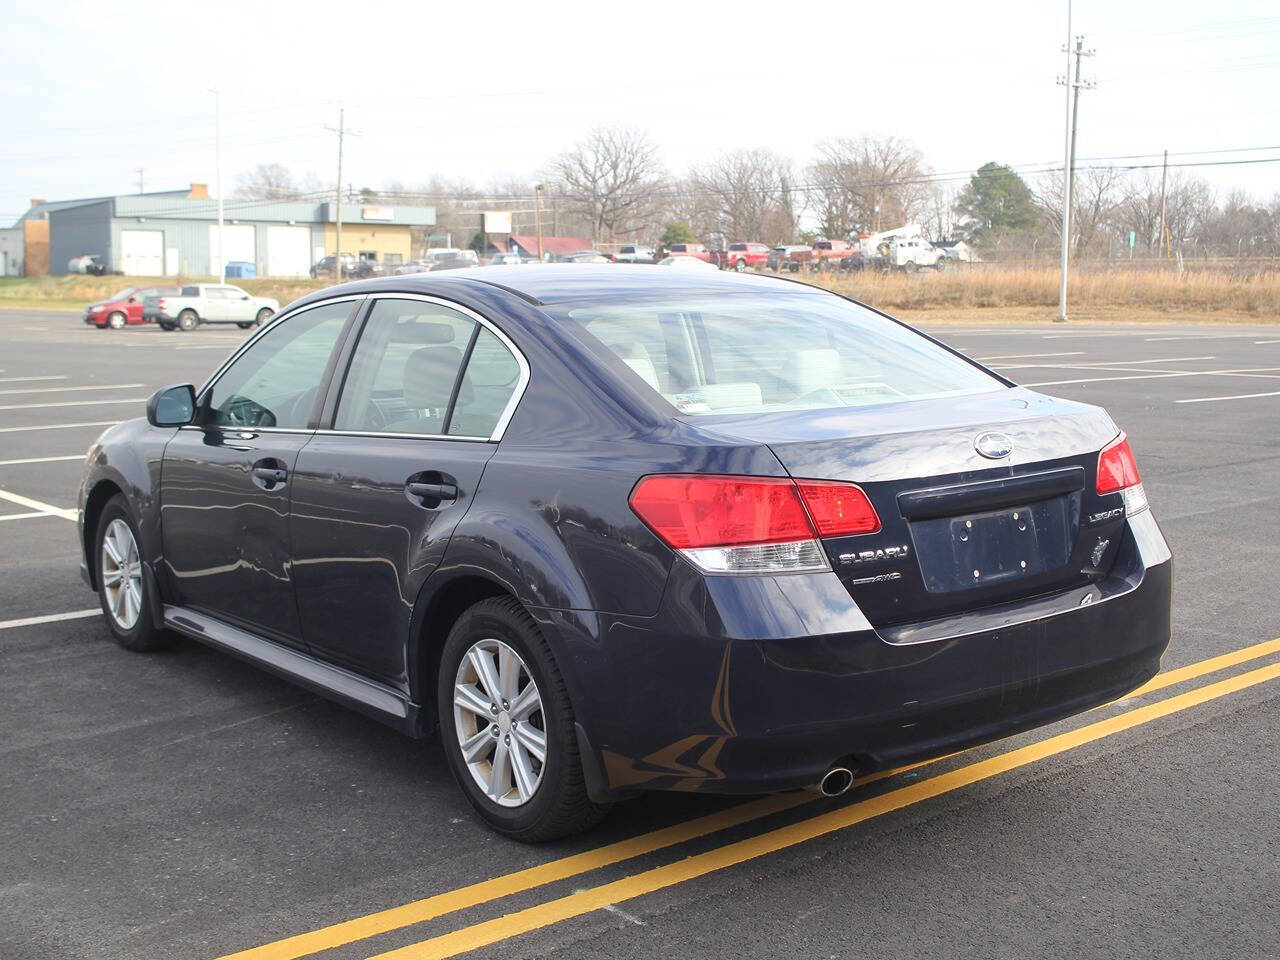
[156,298,166,310]
[628,474,879,574]
[794,480,881,537]
[1096,432,1148,515]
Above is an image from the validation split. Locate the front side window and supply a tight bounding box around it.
[334,298,523,438]
[205,300,350,429]
[554,293,1004,416]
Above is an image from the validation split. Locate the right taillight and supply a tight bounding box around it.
[1097,432,1148,515]
[629,474,879,574]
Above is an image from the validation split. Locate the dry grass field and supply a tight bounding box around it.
[3,265,1278,324]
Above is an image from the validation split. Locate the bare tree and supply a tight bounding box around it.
[688,149,796,244]
[233,163,305,201]
[806,136,932,238]
[552,127,665,242]
[1036,166,1124,258]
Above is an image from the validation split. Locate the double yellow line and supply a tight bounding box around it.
[221,635,1280,960]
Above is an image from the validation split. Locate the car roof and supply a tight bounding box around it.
[300,264,828,307]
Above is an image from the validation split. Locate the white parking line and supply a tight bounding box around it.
[0,454,86,466]
[0,397,145,411]
[1256,339,1280,345]
[0,609,99,630]
[0,489,77,520]
[1023,366,1280,387]
[995,356,1217,371]
[974,352,1086,361]
[1143,334,1257,342]
[0,383,144,397]
[1177,389,1280,404]
[0,420,119,434]
[0,375,66,384]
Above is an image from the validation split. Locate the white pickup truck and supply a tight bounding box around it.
[142,283,279,331]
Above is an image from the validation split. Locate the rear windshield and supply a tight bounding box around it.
[553,293,1004,416]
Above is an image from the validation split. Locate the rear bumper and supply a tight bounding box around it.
[557,510,1172,800]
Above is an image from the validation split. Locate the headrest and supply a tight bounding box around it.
[403,346,471,410]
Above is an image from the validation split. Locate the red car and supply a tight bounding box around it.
[83,286,181,329]
[711,242,771,272]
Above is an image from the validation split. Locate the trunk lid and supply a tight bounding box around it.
[687,388,1129,626]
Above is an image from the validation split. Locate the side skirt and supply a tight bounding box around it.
[163,605,425,737]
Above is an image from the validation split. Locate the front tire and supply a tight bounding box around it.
[438,597,607,841]
[107,311,126,329]
[177,309,199,331]
[158,321,176,331]
[95,496,174,652]
[236,322,253,329]
[734,259,747,272]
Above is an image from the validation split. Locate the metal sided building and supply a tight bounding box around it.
[45,185,435,277]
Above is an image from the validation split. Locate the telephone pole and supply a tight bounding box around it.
[1066,35,1095,260]
[1054,1,1073,323]
[136,168,145,194]
[534,183,545,262]
[1157,149,1169,259]
[209,89,225,283]
[326,105,347,273]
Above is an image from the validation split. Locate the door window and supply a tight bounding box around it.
[204,300,351,429]
[334,298,523,438]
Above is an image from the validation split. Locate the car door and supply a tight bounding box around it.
[159,297,358,646]
[289,295,528,684]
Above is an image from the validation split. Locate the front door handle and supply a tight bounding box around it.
[251,459,288,490]
[407,481,458,503]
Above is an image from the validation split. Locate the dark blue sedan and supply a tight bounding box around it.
[77,266,1172,840]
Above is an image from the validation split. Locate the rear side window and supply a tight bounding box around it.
[729,243,747,251]
[335,298,522,438]
[181,286,198,296]
[555,294,1004,416]
[205,301,350,429]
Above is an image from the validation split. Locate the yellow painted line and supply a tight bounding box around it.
[216,792,811,960]
[220,635,1280,960]
[1125,635,1280,700]
[369,660,1280,960]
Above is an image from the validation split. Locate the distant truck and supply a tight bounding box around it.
[142,283,279,331]
[615,243,656,264]
[768,245,813,272]
[710,242,771,272]
[666,242,712,262]
[877,235,945,272]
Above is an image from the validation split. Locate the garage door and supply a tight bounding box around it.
[209,224,257,272]
[266,226,311,277]
[120,230,164,276]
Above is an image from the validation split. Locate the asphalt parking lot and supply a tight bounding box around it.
[2,306,1278,960]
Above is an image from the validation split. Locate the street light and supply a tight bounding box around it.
[209,88,225,283]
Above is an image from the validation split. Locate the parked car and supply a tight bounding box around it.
[68,254,108,275]
[80,266,1171,840]
[768,245,812,272]
[666,242,711,262]
[614,244,656,264]
[563,250,611,264]
[141,284,279,331]
[394,259,433,275]
[311,255,359,280]
[711,242,771,272]
[430,256,482,272]
[657,255,719,270]
[487,253,527,266]
[83,286,181,329]
[812,239,854,267]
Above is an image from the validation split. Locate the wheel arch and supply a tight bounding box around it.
[81,478,125,590]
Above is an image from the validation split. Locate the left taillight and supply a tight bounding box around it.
[628,474,878,574]
[155,298,166,310]
[1096,432,1148,515]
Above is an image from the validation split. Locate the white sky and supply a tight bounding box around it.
[3,0,1278,221]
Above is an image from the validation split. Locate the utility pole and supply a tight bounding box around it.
[1157,149,1169,260]
[1054,0,1073,323]
[534,184,545,262]
[209,89,225,283]
[136,168,145,194]
[326,105,347,275]
[1066,35,1095,260]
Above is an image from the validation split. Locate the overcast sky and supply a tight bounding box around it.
[3,0,1278,221]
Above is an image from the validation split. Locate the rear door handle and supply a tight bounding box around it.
[407,481,458,502]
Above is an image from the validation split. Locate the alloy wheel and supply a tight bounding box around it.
[453,638,547,807]
[101,518,143,630]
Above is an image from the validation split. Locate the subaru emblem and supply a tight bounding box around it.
[974,432,1013,459]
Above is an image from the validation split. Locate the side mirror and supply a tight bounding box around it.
[147,383,196,427]
[127,296,137,304]
[241,294,250,300]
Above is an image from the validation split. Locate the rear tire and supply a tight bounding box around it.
[734,259,747,272]
[437,596,608,841]
[158,321,176,331]
[95,496,174,653]
[177,309,199,331]
[255,308,274,326]
[107,311,126,329]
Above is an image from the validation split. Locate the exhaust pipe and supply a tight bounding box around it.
[817,766,854,797]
